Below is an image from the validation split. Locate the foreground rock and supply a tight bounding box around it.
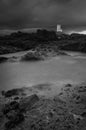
[0,83,86,130]
[2,94,39,130]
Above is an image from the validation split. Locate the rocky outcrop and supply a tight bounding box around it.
[1,83,86,130]
[19,94,39,111]
[21,48,67,62]
[21,51,43,61]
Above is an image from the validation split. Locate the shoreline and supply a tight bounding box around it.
[0,49,86,64]
[0,49,68,63]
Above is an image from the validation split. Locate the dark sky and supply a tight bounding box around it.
[0,0,86,32]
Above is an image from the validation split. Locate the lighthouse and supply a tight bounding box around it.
[57,24,63,32]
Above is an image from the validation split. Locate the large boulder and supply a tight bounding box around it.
[20,94,39,112]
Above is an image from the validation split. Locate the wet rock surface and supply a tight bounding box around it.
[0,83,86,130]
[0,57,8,63]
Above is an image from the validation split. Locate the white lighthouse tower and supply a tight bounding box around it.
[57,24,62,32]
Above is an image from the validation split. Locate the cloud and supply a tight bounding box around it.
[0,0,86,31]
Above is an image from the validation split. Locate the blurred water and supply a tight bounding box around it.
[0,51,86,91]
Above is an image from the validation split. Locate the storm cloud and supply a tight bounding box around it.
[0,0,86,31]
